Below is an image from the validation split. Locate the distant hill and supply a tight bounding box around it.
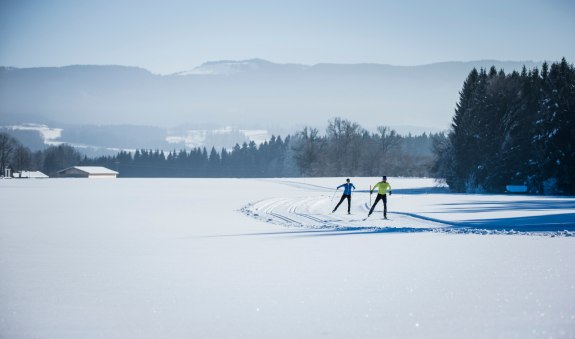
[0,59,542,131]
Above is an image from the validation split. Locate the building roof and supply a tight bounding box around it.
[19,171,49,178]
[58,166,119,175]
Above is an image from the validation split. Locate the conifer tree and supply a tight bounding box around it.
[207,147,220,177]
[540,58,575,193]
[448,68,481,191]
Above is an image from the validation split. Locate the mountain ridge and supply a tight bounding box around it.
[1,58,543,75]
[0,59,544,130]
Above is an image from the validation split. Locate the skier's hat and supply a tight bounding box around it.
[346,178,350,182]
[382,175,387,180]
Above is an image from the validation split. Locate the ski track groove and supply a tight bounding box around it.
[243,195,449,233]
[242,195,574,237]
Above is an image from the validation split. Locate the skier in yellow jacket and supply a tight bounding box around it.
[367,176,392,219]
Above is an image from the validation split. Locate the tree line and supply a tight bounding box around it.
[1,119,442,178]
[85,136,298,178]
[290,118,443,177]
[83,119,442,178]
[432,58,575,195]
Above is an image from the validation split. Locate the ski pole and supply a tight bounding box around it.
[369,185,372,206]
[330,188,338,201]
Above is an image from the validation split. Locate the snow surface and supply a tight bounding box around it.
[1,177,574,338]
[6,123,63,145]
[166,126,270,149]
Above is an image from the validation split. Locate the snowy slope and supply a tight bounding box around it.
[0,178,574,338]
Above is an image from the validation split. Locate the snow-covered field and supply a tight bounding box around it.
[1,177,574,338]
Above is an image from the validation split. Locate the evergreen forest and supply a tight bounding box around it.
[432,58,575,195]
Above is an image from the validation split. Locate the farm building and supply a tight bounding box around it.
[57,166,118,179]
[15,171,49,179]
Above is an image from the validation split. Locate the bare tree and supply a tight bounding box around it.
[0,132,18,176]
[326,117,365,175]
[292,127,324,176]
[13,145,33,172]
[375,126,401,173]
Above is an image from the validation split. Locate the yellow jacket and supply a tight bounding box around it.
[372,181,392,195]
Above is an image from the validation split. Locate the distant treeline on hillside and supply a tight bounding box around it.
[0,119,443,178]
[82,118,442,178]
[432,58,575,195]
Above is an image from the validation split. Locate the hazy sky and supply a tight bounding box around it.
[1,0,574,74]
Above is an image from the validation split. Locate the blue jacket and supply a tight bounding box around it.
[337,182,356,195]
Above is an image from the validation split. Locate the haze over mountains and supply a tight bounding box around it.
[0,59,541,153]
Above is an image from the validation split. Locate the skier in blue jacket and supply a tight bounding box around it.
[332,178,356,214]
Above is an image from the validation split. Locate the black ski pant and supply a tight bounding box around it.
[333,194,352,213]
[368,193,387,217]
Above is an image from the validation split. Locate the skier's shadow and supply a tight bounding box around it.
[438,199,575,213]
[452,213,575,232]
[431,199,575,231]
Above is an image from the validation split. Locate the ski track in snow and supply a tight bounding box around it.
[241,180,575,237]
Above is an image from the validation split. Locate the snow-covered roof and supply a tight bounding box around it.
[58,166,118,175]
[18,171,49,178]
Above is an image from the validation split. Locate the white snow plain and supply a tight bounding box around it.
[1,177,574,339]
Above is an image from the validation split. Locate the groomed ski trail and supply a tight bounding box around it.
[241,195,448,233]
[241,195,575,237]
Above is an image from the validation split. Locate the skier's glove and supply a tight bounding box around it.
[389,191,392,195]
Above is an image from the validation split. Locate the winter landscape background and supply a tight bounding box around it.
[1,0,574,338]
[1,177,574,338]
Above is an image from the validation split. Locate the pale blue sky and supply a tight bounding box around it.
[1,0,574,74]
